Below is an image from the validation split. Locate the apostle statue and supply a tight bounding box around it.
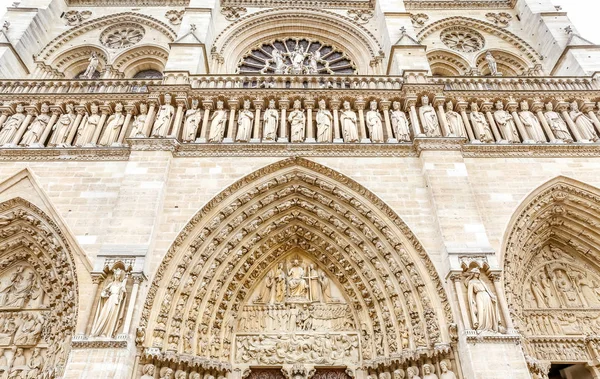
[445,101,466,138]
[20,103,50,146]
[75,103,100,146]
[544,103,573,143]
[263,100,279,142]
[519,101,546,142]
[141,364,156,379]
[569,101,598,142]
[99,103,124,146]
[287,259,308,299]
[91,267,128,338]
[390,101,410,142]
[8,348,26,378]
[152,94,175,138]
[315,99,332,143]
[0,104,25,145]
[208,101,227,143]
[422,364,437,379]
[366,100,384,142]
[182,99,201,143]
[419,96,441,137]
[493,101,519,143]
[340,101,359,143]
[81,52,99,79]
[439,360,457,379]
[50,104,77,147]
[485,51,498,76]
[129,103,147,138]
[235,100,254,142]
[406,367,420,379]
[288,99,306,143]
[466,268,500,332]
[469,103,494,143]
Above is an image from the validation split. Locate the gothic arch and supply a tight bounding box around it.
[211,8,384,74]
[49,45,109,79]
[427,49,470,76]
[138,158,454,377]
[111,45,169,78]
[474,49,529,76]
[502,177,600,377]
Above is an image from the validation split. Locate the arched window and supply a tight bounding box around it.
[133,69,163,79]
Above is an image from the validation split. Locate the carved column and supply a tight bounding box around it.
[39,107,61,146]
[10,106,35,146]
[117,103,135,144]
[121,274,144,337]
[355,98,369,143]
[532,101,557,142]
[451,274,471,330]
[491,273,514,332]
[456,101,477,142]
[0,109,10,128]
[305,98,315,143]
[331,98,342,143]
[224,99,239,143]
[91,104,111,145]
[141,100,157,138]
[380,100,396,143]
[198,99,213,143]
[65,105,86,146]
[557,102,584,142]
[582,102,600,135]
[251,98,264,143]
[170,98,186,139]
[481,101,502,141]
[507,101,527,142]
[77,273,105,336]
[405,97,423,137]
[279,98,289,142]
[434,96,451,137]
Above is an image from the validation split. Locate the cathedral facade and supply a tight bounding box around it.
[0,0,600,378]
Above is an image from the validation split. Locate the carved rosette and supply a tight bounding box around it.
[100,23,145,49]
[440,27,485,53]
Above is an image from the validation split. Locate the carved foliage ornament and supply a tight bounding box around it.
[485,12,512,28]
[347,9,373,25]
[221,6,247,21]
[410,13,429,28]
[165,10,184,25]
[440,27,485,53]
[100,23,145,49]
[62,10,92,26]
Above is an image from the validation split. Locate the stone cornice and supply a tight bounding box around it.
[404,0,514,10]
[0,147,130,161]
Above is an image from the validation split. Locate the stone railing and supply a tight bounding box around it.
[430,76,599,92]
[0,78,162,95]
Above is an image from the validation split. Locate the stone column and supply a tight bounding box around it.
[251,99,263,143]
[40,107,61,146]
[405,97,423,137]
[507,101,527,142]
[91,104,111,145]
[169,98,186,140]
[65,105,86,146]
[491,273,514,332]
[279,98,289,143]
[355,98,370,143]
[198,100,213,143]
[224,99,239,143]
[451,274,471,330]
[582,102,600,135]
[10,106,35,146]
[331,98,342,143]
[121,274,144,336]
[456,101,477,142]
[77,274,104,336]
[532,101,557,142]
[380,100,396,143]
[0,109,10,128]
[141,101,157,138]
[305,99,315,143]
[557,102,584,142]
[481,102,503,141]
[434,96,451,137]
[117,103,135,144]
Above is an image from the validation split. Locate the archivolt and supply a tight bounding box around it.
[427,49,470,76]
[112,45,169,78]
[475,49,530,76]
[139,158,453,369]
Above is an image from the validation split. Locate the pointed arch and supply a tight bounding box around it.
[111,45,169,78]
[427,49,471,76]
[138,158,454,375]
[474,49,530,76]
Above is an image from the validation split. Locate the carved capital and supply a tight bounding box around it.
[433,95,446,108]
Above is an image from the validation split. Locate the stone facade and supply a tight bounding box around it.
[1,0,600,378]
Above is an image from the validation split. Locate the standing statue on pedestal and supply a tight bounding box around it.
[493,101,519,143]
[76,103,100,146]
[569,101,599,142]
[91,267,128,338]
[445,101,466,138]
[485,51,498,76]
[0,104,25,145]
[99,103,124,146]
[340,101,359,143]
[308,51,320,74]
[208,101,227,143]
[419,96,441,137]
[316,99,332,143]
[289,45,306,74]
[50,104,76,147]
[288,100,306,143]
[439,361,457,379]
[366,100,384,142]
[152,94,175,138]
[21,103,50,146]
[422,364,437,379]
[466,268,500,332]
[390,101,410,142]
[263,100,279,142]
[543,103,572,143]
[129,103,147,138]
[519,101,545,142]
[272,49,286,74]
[406,367,420,379]
[182,99,201,143]
[81,52,99,79]
[469,103,494,143]
[236,100,254,142]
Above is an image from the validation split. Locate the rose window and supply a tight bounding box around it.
[440,27,485,53]
[100,24,145,49]
[237,38,356,75]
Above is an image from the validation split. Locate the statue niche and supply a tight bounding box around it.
[235,254,359,366]
[89,263,132,339]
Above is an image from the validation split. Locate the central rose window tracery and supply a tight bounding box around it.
[440,27,485,53]
[100,23,145,49]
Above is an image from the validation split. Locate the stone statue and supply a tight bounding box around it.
[21,103,50,146]
[288,100,305,143]
[493,101,519,142]
[287,259,308,299]
[182,99,201,142]
[569,101,598,142]
[469,103,493,143]
[99,103,125,146]
[422,364,437,379]
[0,104,25,145]
[0,349,7,373]
[208,101,227,143]
[272,48,286,74]
[75,103,100,146]
[160,367,174,379]
[8,347,26,378]
[340,101,359,143]
[543,103,572,142]
[263,100,279,142]
[25,348,44,379]
[290,45,306,74]
[0,267,38,308]
[406,367,420,379]
[82,52,99,79]
[467,268,500,332]
[519,101,545,142]
[319,270,336,303]
[50,103,77,146]
[366,100,384,142]
[275,263,286,303]
[129,103,147,138]
[175,370,187,379]
[152,94,175,138]
[316,99,332,143]
[307,264,321,302]
[235,100,254,142]
[576,272,600,306]
[485,51,498,76]
[91,267,128,338]
[419,96,441,137]
[554,269,580,307]
[439,360,457,379]
[308,51,320,74]
[141,364,155,379]
[255,269,275,304]
[390,101,410,142]
[393,369,406,379]
[445,101,466,138]
[14,312,42,345]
